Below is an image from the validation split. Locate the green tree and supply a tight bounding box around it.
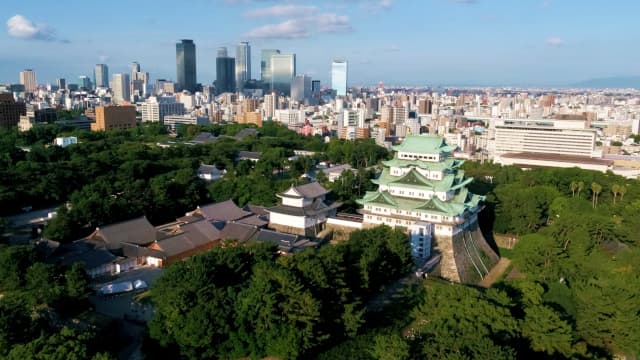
[591,182,602,208]
[370,334,410,360]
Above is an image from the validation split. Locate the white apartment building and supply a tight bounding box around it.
[140,97,185,124]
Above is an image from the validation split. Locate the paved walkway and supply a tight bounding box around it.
[478,258,512,288]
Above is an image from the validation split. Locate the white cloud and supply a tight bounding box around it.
[546,37,564,46]
[6,14,56,41]
[245,5,318,18]
[245,12,353,40]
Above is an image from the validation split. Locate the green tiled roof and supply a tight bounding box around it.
[382,156,465,171]
[391,135,457,154]
[358,190,484,216]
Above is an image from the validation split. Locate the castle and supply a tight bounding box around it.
[357,135,498,283]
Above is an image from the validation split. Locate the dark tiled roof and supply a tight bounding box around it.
[94,216,156,247]
[52,240,117,269]
[291,182,330,198]
[199,200,252,221]
[235,215,269,227]
[236,151,263,160]
[180,220,221,246]
[235,128,258,139]
[220,222,258,242]
[244,204,269,217]
[198,164,221,174]
[192,132,218,143]
[268,198,341,217]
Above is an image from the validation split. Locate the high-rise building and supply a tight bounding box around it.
[291,75,312,103]
[216,47,236,94]
[19,69,37,93]
[263,93,276,119]
[56,78,66,90]
[176,39,197,92]
[235,42,251,91]
[112,73,130,104]
[94,64,109,88]
[78,76,92,90]
[271,54,296,96]
[331,59,348,96]
[312,80,321,95]
[131,62,149,97]
[0,93,26,128]
[261,49,280,89]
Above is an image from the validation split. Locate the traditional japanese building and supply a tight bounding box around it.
[357,135,498,283]
[267,182,341,237]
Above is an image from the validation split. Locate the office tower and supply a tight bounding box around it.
[131,62,149,97]
[176,39,197,92]
[94,64,109,88]
[91,105,137,131]
[0,93,26,128]
[311,80,321,95]
[291,75,311,103]
[331,59,348,96]
[271,54,296,96]
[56,78,66,90]
[216,47,236,94]
[261,49,280,89]
[418,99,432,114]
[19,69,37,93]
[78,76,92,90]
[112,73,130,104]
[235,42,251,91]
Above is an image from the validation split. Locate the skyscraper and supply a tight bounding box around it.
[235,42,251,91]
[291,75,312,103]
[261,49,280,89]
[271,54,296,96]
[112,73,130,104]
[331,59,348,96]
[56,78,66,90]
[19,69,37,93]
[216,47,236,94]
[94,64,109,88]
[131,62,149,97]
[176,39,197,92]
[78,76,92,90]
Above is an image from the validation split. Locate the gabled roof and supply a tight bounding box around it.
[235,128,258,139]
[192,132,218,143]
[390,168,433,187]
[198,164,221,174]
[93,216,156,247]
[52,239,117,269]
[149,220,221,257]
[198,200,252,222]
[279,182,330,199]
[219,222,259,242]
[391,135,457,155]
[236,151,263,160]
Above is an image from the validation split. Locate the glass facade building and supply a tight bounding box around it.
[176,39,197,92]
[261,49,280,90]
[216,47,236,94]
[331,59,348,96]
[235,42,251,91]
[94,64,109,88]
[271,54,296,96]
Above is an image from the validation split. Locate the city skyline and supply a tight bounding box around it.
[1,0,639,87]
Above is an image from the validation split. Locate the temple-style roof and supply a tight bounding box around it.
[278,182,330,199]
[382,157,464,171]
[391,135,457,154]
[357,190,484,216]
[92,216,156,247]
[374,168,464,192]
[198,200,252,222]
[268,198,341,217]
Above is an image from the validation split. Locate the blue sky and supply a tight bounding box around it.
[1,0,639,87]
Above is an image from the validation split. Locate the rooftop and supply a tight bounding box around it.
[392,135,457,155]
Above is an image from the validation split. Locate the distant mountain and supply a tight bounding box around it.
[571,76,640,89]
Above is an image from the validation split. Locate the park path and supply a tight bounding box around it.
[478,258,512,288]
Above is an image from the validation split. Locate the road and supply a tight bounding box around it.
[478,258,512,288]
